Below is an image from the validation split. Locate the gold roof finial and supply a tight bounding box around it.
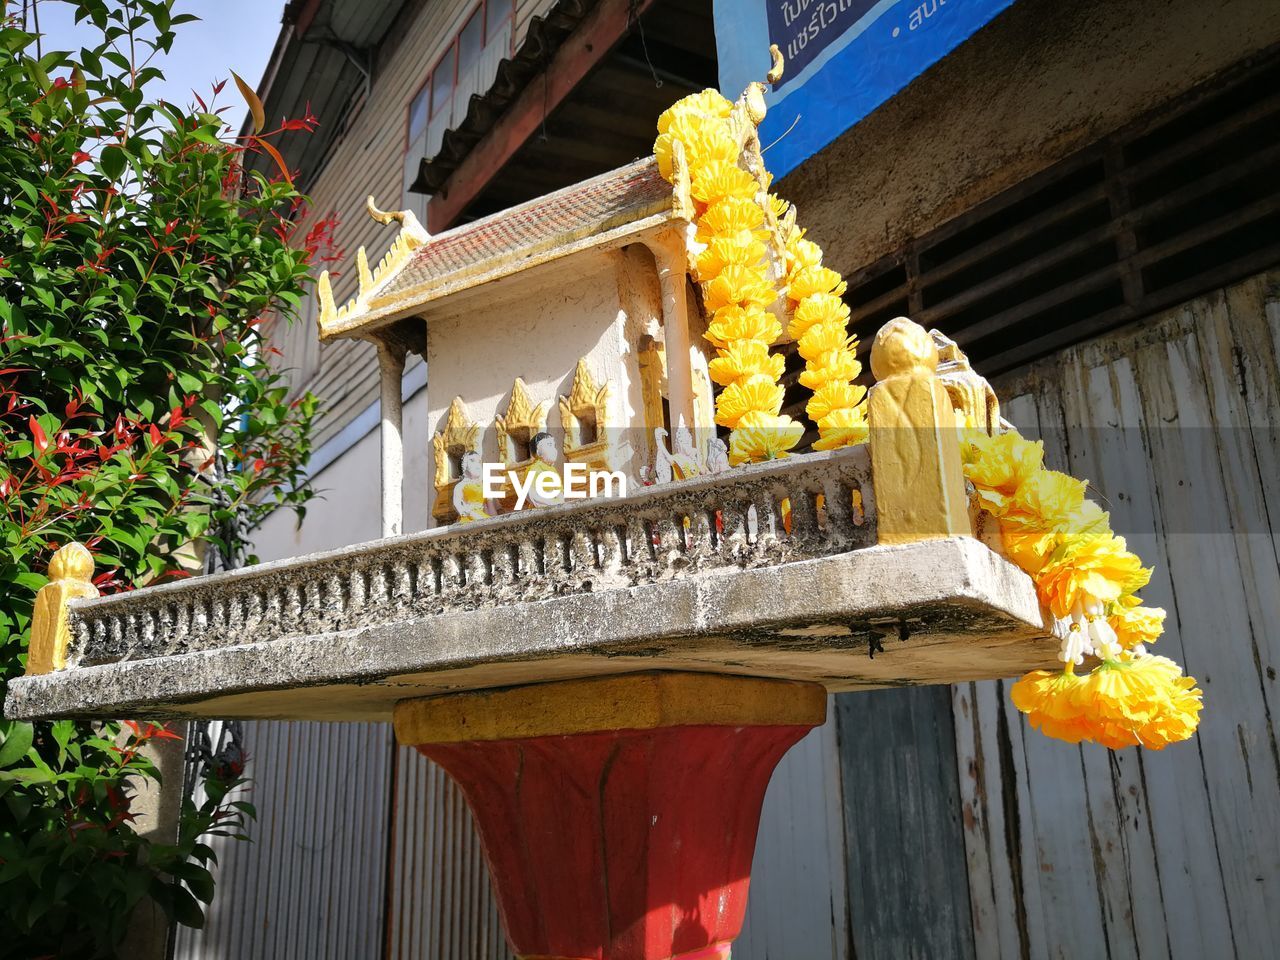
[316,196,433,338]
[366,195,431,245]
[766,44,785,85]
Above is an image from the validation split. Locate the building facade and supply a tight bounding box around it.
[177,0,1280,956]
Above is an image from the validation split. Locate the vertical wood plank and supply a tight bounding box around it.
[959,270,1280,960]
[836,686,976,960]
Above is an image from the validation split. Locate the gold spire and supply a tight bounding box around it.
[315,196,432,339]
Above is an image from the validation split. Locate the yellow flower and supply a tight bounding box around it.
[1010,668,1094,744]
[797,320,852,361]
[703,264,777,313]
[1072,656,1202,750]
[1000,520,1057,575]
[691,162,758,206]
[1011,469,1088,526]
[768,192,791,221]
[806,381,866,423]
[788,264,847,301]
[1036,532,1152,619]
[696,197,766,241]
[715,374,784,427]
[1137,671,1203,749]
[1109,604,1166,650]
[655,117,737,180]
[656,89,732,134]
[787,292,850,340]
[695,229,767,281]
[798,348,862,390]
[960,430,1044,514]
[707,339,785,387]
[728,414,803,465]
[704,305,781,349]
[785,237,824,275]
[813,407,869,450]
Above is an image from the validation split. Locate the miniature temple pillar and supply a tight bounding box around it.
[646,231,697,438]
[376,337,407,538]
[394,672,826,960]
[867,317,973,545]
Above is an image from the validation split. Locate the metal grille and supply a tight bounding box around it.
[783,47,1280,402]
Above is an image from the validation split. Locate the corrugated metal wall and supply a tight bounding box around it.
[738,701,850,960]
[384,746,510,960]
[954,270,1280,959]
[173,721,394,959]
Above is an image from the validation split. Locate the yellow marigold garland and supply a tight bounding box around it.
[961,429,1203,750]
[654,88,1197,750]
[776,204,867,450]
[654,91,802,465]
[655,88,870,460]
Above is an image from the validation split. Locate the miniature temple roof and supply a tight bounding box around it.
[317,156,680,342]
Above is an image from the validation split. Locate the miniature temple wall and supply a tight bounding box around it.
[424,247,662,519]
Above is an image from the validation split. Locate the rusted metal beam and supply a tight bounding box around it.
[425,0,656,232]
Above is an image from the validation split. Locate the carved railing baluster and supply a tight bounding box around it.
[682,503,713,562]
[754,490,780,548]
[720,499,749,559]
[61,447,881,663]
[598,524,625,576]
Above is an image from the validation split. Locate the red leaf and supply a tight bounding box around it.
[233,71,266,133]
[253,136,293,186]
[29,416,49,454]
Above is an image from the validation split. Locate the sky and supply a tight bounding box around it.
[23,0,285,120]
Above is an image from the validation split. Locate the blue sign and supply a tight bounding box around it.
[716,0,1019,178]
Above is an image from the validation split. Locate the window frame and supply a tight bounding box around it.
[403,0,517,154]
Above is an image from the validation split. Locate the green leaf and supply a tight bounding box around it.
[99,144,127,180]
[170,883,205,928]
[0,722,34,769]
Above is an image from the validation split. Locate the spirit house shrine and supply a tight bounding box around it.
[10,52,1200,960]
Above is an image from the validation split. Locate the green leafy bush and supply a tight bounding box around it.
[0,1,324,954]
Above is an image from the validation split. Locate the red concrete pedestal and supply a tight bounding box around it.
[393,673,827,960]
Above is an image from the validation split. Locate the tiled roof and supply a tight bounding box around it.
[381,156,672,300]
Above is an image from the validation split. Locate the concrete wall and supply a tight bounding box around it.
[254,386,432,559]
[780,0,1280,277]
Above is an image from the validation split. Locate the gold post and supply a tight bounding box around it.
[867,317,973,545]
[26,543,99,675]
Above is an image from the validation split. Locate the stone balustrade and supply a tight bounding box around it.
[68,446,874,669]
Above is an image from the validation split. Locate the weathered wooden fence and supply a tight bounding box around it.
[956,270,1280,960]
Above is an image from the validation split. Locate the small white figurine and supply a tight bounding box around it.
[652,421,702,483]
[523,432,563,508]
[705,437,730,474]
[452,450,491,522]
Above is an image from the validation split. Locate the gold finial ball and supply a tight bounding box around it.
[870,317,939,381]
[48,542,94,582]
